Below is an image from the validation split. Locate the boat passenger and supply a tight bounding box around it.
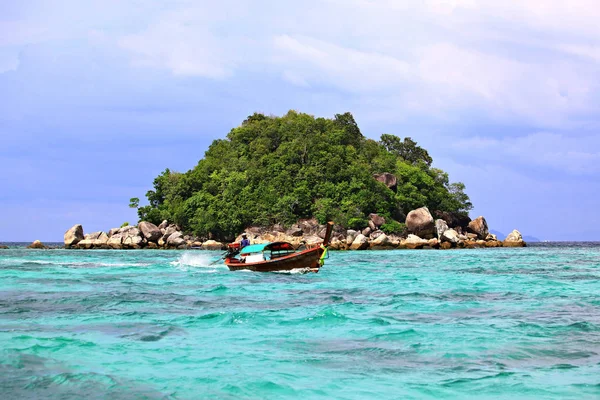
[241,233,250,248]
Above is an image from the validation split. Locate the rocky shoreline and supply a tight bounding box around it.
[47,206,525,251]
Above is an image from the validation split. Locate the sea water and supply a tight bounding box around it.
[0,244,599,399]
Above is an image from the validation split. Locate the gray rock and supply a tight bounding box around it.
[286,225,304,237]
[346,230,358,246]
[435,219,449,240]
[64,224,84,247]
[373,172,397,191]
[107,234,123,249]
[350,234,369,250]
[467,216,489,239]
[441,229,459,243]
[138,221,162,243]
[167,232,184,247]
[406,207,435,239]
[158,220,169,230]
[369,213,386,228]
[362,227,372,237]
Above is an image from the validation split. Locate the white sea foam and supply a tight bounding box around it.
[170,252,225,272]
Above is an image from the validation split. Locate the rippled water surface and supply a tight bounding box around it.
[1,244,599,399]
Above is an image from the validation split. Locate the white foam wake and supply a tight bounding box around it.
[169,252,225,272]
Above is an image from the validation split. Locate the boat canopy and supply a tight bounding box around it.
[240,243,272,255]
[239,241,295,255]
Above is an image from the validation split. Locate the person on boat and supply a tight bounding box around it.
[241,233,250,248]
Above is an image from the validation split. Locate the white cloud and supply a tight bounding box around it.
[450,132,600,174]
[272,35,411,93]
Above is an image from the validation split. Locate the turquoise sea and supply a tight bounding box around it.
[1,244,599,399]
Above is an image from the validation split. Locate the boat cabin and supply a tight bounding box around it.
[238,242,296,263]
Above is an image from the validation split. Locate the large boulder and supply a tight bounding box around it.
[64,224,84,247]
[346,230,358,246]
[434,210,471,230]
[286,225,303,237]
[441,229,459,244]
[27,240,47,249]
[107,234,123,249]
[435,219,449,240]
[467,216,489,239]
[138,221,162,243]
[401,234,429,249]
[350,234,369,250]
[504,229,526,247]
[373,172,398,192]
[370,233,394,249]
[369,213,386,228]
[297,218,320,235]
[167,232,185,247]
[201,240,223,250]
[94,232,109,248]
[158,220,169,230]
[406,207,435,239]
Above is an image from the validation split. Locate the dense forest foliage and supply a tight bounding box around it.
[133,111,472,239]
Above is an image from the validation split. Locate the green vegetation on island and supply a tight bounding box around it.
[133,111,472,240]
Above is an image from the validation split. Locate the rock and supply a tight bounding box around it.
[0,245,8,249]
[406,207,435,239]
[434,211,471,230]
[84,231,103,241]
[467,216,489,239]
[158,238,165,247]
[486,233,498,241]
[272,224,285,233]
[286,225,303,237]
[138,221,162,243]
[428,238,440,248]
[486,240,502,248]
[64,224,84,247]
[435,219,449,240]
[373,172,398,192]
[147,242,158,249]
[440,241,452,250]
[370,233,394,249]
[350,234,369,250]
[94,232,109,247]
[346,230,358,246]
[107,234,123,249]
[201,240,224,250]
[440,229,460,244]
[298,218,319,235]
[504,230,526,247]
[304,235,323,245]
[362,227,372,237]
[123,234,143,249]
[329,237,345,250]
[369,213,386,228]
[401,234,429,249]
[27,240,47,249]
[77,239,94,249]
[108,228,119,237]
[167,232,185,247]
[192,241,203,247]
[368,220,377,231]
[370,230,384,240]
[466,233,478,240]
[158,220,169,230]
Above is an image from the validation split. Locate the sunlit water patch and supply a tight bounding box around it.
[1,244,599,398]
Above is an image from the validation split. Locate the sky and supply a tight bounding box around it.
[1,0,600,242]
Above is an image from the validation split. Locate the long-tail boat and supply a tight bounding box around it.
[224,221,333,272]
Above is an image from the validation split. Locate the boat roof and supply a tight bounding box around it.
[240,241,295,255]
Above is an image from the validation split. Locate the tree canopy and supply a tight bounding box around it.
[135,111,472,239]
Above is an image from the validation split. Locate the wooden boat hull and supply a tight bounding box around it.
[225,246,324,272]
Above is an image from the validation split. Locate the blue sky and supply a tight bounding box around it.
[1,0,600,241]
